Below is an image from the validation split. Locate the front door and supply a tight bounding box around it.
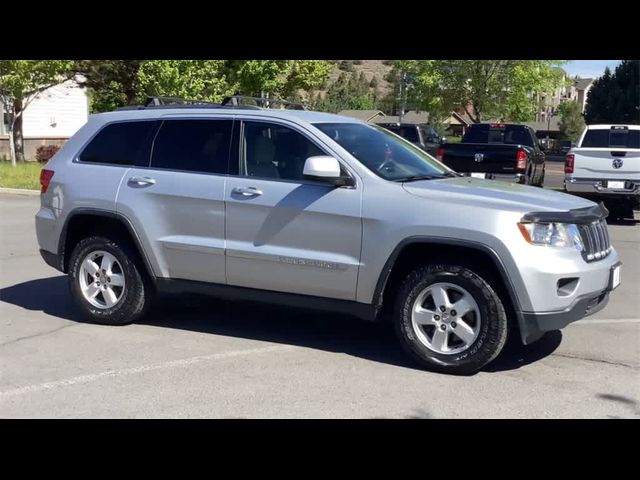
[224,120,362,300]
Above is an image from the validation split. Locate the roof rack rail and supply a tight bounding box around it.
[115,95,305,111]
[116,96,225,111]
[221,95,306,110]
[144,96,219,107]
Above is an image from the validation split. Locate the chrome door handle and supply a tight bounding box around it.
[232,186,263,197]
[128,176,156,186]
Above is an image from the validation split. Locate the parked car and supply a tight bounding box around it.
[565,124,640,221]
[36,98,621,374]
[376,122,445,156]
[436,123,546,186]
[559,140,573,154]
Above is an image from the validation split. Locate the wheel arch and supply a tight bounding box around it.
[372,237,525,337]
[58,208,156,282]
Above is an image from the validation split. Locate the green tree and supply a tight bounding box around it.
[585,61,639,124]
[137,60,234,103]
[0,60,74,165]
[394,60,566,123]
[311,71,377,112]
[74,60,142,112]
[226,60,331,100]
[280,60,333,98]
[557,100,586,141]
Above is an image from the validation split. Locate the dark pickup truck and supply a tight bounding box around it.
[436,123,546,186]
[377,122,445,157]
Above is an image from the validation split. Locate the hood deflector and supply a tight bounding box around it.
[521,202,608,224]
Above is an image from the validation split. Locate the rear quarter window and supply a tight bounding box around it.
[79,121,158,166]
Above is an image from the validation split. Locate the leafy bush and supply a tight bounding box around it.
[35,144,61,163]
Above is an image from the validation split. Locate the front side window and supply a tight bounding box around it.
[241,121,326,181]
[314,122,452,181]
[419,126,439,142]
[151,119,233,174]
[79,121,158,166]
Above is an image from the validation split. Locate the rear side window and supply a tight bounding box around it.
[381,125,420,143]
[79,121,158,166]
[151,119,233,174]
[582,128,640,148]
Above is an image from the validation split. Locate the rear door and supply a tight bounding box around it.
[574,126,640,184]
[116,117,235,283]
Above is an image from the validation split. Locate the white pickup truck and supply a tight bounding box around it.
[565,124,640,220]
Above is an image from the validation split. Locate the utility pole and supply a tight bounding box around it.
[398,70,407,124]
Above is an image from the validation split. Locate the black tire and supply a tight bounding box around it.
[606,202,633,221]
[394,264,508,375]
[536,168,545,187]
[68,236,152,325]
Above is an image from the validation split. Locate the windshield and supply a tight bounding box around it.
[314,122,452,181]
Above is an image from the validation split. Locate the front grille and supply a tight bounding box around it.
[578,219,612,262]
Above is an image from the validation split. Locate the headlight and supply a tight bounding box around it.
[518,222,584,251]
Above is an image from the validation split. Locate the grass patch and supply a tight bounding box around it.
[0,161,42,190]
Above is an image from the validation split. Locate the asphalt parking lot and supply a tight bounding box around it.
[1,182,639,418]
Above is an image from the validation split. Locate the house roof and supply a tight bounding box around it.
[574,78,594,91]
[523,117,561,132]
[450,111,473,126]
[337,110,385,122]
[372,110,430,125]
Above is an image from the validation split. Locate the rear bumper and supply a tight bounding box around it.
[462,172,525,183]
[565,177,640,196]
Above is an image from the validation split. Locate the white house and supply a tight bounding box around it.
[1,77,89,160]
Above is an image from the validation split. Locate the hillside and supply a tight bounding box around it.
[327,60,395,97]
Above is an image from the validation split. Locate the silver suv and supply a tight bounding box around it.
[35,101,622,374]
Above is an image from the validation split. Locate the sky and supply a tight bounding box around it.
[564,60,621,79]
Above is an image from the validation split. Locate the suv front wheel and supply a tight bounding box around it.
[394,264,508,374]
[68,236,151,325]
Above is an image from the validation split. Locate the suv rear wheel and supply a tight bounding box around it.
[394,264,508,374]
[68,236,151,325]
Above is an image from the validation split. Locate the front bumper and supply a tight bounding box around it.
[40,249,64,272]
[520,289,609,344]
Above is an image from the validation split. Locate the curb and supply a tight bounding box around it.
[0,187,40,196]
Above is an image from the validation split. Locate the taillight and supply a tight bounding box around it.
[40,169,54,194]
[516,150,527,170]
[436,146,444,161]
[565,153,575,174]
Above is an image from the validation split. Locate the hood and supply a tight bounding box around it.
[402,177,594,214]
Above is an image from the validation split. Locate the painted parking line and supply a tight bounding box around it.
[0,344,297,398]
[573,318,640,324]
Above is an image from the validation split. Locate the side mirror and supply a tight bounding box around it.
[303,156,353,186]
